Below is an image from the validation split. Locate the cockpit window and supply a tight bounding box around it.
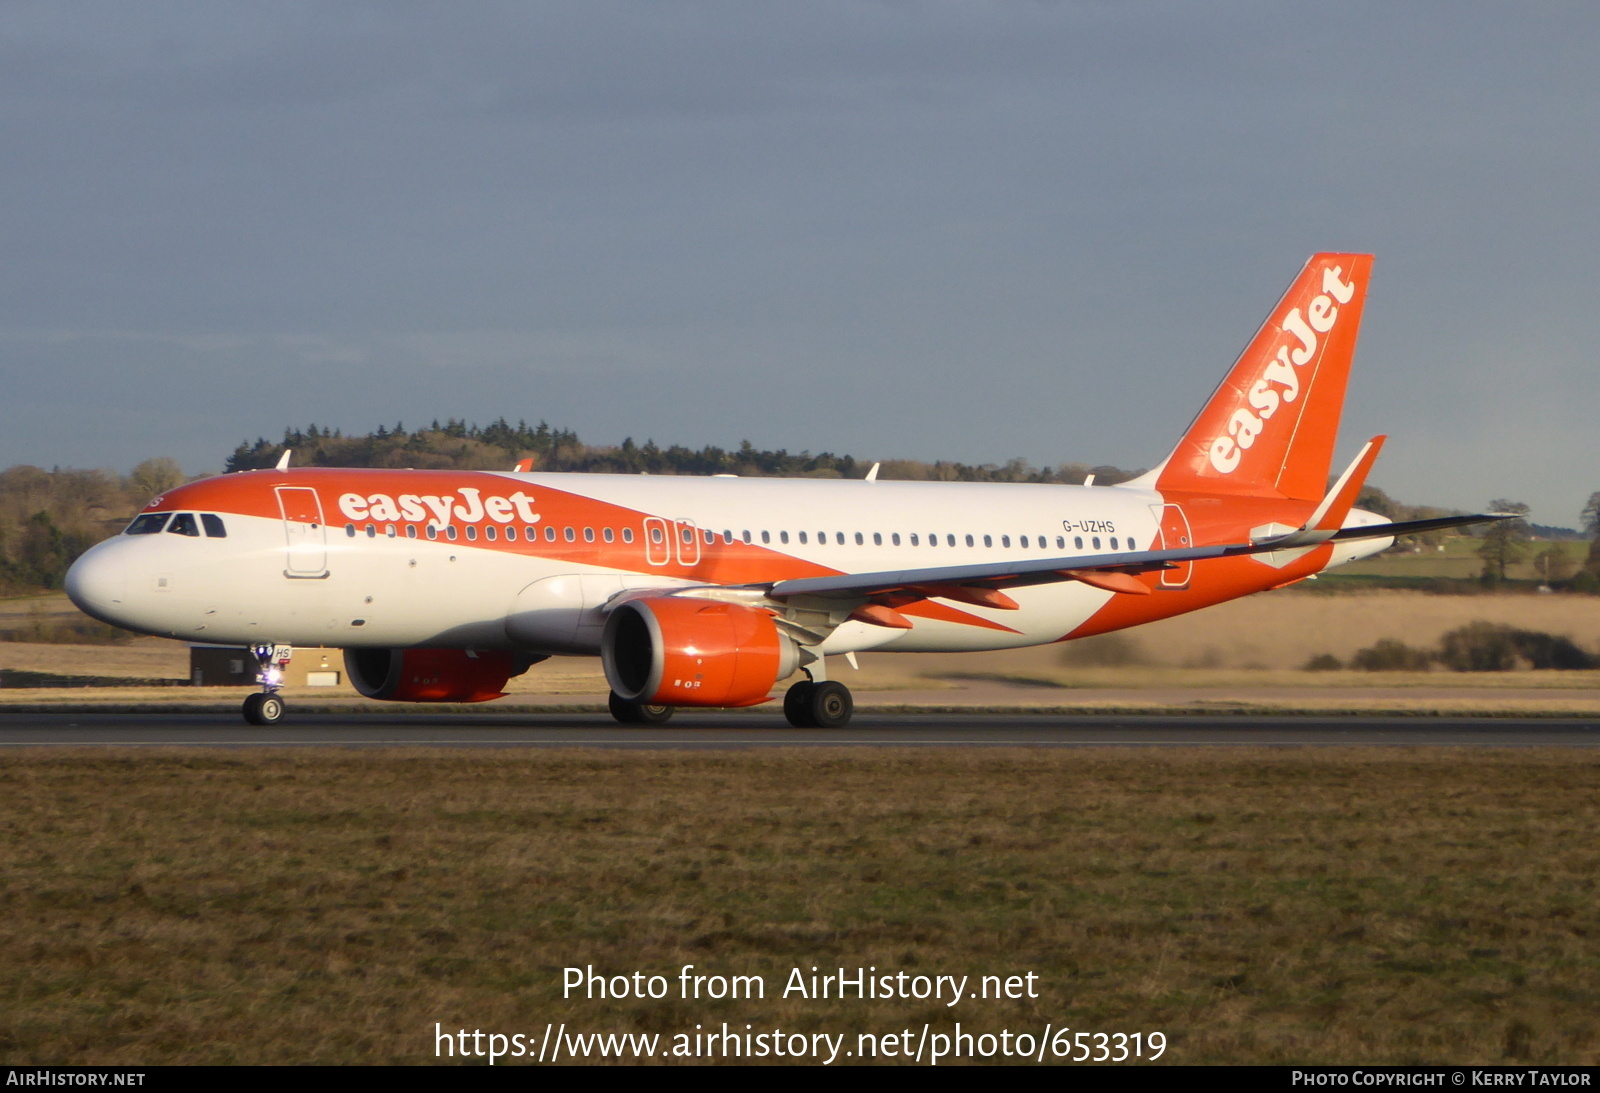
[201,514,227,538]
[126,513,170,535]
[167,512,200,537]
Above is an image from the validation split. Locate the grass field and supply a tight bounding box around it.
[1330,537,1589,581]
[1,748,1597,1065]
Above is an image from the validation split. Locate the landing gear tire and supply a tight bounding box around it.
[783,681,816,727]
[242,692,285,726]
[784,680,852,728]
[608,692,675,725]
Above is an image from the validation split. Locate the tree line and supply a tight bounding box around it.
[224,419,1140,486]
[0,459,184,593]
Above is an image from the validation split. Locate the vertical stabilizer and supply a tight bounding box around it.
[1154,253,1374,500]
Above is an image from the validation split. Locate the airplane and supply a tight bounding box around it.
[64,253,1504,728]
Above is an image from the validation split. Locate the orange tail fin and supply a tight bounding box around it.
[1154,253,1374,501]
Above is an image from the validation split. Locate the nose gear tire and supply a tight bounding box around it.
[242,692,285,725]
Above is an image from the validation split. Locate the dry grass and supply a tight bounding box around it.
[0,748,1597,1065]
[1053,589,1600,670]
[0,634,188,681]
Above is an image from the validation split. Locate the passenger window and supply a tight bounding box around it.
[426,525,438,540]
[761,530,770,544]
[167,513,200,537]
[873,532,882,546]
[504,526,516,541]
[564,527,575,542]
[949,534,958,547]
[703,528,713,544]
[855,532,864,545]
[622,528,634,543]
[928,534,937,547]
[484,526,496,541]
[780,531,789,544]
[1057,536,1066,549]
[446,526,458,541]
[799,531,808,544]
[365,524,376,538]
[386,525,397,538]
[1110,536,1118,550]
[406,525,418,539]
[650,527,663,544]
[1127,537,1136,550]
[892,533,901,545]
[743,530,752,544]
[604,528,615,543]
[546,526,557,542]
[964,534,974,547]
[201,514,227,538]
[585,528,595,542]
[125,513,170,535]
[346,523,356,537]
[836,532,845,545]
[983,534,992,548]
[1075,536,1083,549]
[1092,536,1101,549]
[466,526,478,541]
[1002,535,1010,548]
[910,533,919,546]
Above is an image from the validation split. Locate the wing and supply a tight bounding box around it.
[763,513,1513,603]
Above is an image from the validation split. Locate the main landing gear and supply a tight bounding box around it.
[783,679,853,728]
[608,692,675,725]
[242,643,292,725]
[603,678,855,729]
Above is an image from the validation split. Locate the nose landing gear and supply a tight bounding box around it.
[242,644,292,725]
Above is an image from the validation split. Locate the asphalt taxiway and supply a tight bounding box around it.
[1,710,1598,747]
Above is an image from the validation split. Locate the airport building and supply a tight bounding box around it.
[188,645,345,688]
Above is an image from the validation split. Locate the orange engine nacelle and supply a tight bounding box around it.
[343,648,541,703]
[601,597,799,708]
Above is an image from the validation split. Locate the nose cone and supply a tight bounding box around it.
[65,541,128,625]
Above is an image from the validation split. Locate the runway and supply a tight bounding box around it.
[2,710,1599,746]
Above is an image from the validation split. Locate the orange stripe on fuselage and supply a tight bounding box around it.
[1065,490,1329,640]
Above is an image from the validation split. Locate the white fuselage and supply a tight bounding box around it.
[66,470,1389,657]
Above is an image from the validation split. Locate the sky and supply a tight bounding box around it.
[1,1,1597,525]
